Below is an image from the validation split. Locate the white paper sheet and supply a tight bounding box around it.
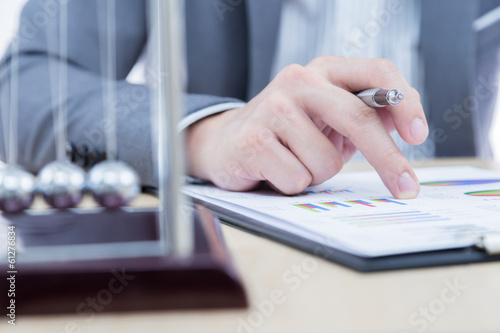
[184,166,500,257]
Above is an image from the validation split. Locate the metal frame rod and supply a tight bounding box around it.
[150,0,193,256]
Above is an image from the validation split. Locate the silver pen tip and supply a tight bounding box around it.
[387,89,404,105]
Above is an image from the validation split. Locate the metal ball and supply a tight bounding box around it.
[87,160,140,208]
[37,160,86,209]
[0,165,36,214]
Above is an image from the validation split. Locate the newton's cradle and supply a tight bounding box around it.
[0,0,246,313]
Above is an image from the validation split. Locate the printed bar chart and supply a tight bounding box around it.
[370,198,407,205]
[332,211,449,227]
[294,198,407,212]
[346,200,376,207]
[293,203,330,212]
[320,201,351,208]
[465,190,500,197]
[421,179,500,186]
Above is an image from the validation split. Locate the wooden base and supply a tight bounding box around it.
[0,205,247,314]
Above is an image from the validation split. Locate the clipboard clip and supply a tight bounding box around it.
[475,233,500,255]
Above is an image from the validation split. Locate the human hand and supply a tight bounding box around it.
[187,56,428,199]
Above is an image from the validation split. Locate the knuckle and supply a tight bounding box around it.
[233,126,259,156]
[270,103,294,129]
[380,146,406,167]
[371,58,400,78]
[308,55,336,68]
[225,159,245,178]
[307,55,345,68]
[256,127,276,147]
[281,172,312,195]
[345,105,379,132]
[254,95,296,133]
[327,155,344,175]
[259,93,289,116]
[407,87,421,103]
[277,64,312,85]
[311,156,344,185]
[235,127,272,155]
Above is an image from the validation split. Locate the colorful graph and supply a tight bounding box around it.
[320,201,351,208]
[371,198,407,205]
[421,179,500,186]
[293,203,330,212]
[346,200,376,207]
[332,211,449,227]
[294,198,406,212]
[465,190,500,197]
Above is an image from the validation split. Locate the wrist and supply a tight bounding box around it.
[186,109,238,181]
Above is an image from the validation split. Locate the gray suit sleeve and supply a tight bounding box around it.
[0,0,243,188]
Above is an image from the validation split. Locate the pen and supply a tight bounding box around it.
[356,88,404,108]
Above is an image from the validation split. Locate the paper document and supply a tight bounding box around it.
[184,166,500,257]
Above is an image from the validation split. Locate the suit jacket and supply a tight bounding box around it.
[1,0,499,187]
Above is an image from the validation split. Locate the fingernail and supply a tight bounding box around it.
[398,172,419,198]
[409,118,428,142]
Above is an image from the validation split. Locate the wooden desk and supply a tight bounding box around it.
[3,159,500,333]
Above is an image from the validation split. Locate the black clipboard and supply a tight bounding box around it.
[190,197,500,272]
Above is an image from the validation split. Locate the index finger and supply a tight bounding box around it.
[289,76,420,199]
[307,56,429,145]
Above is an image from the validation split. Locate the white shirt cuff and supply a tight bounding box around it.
[177,102,246,132]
